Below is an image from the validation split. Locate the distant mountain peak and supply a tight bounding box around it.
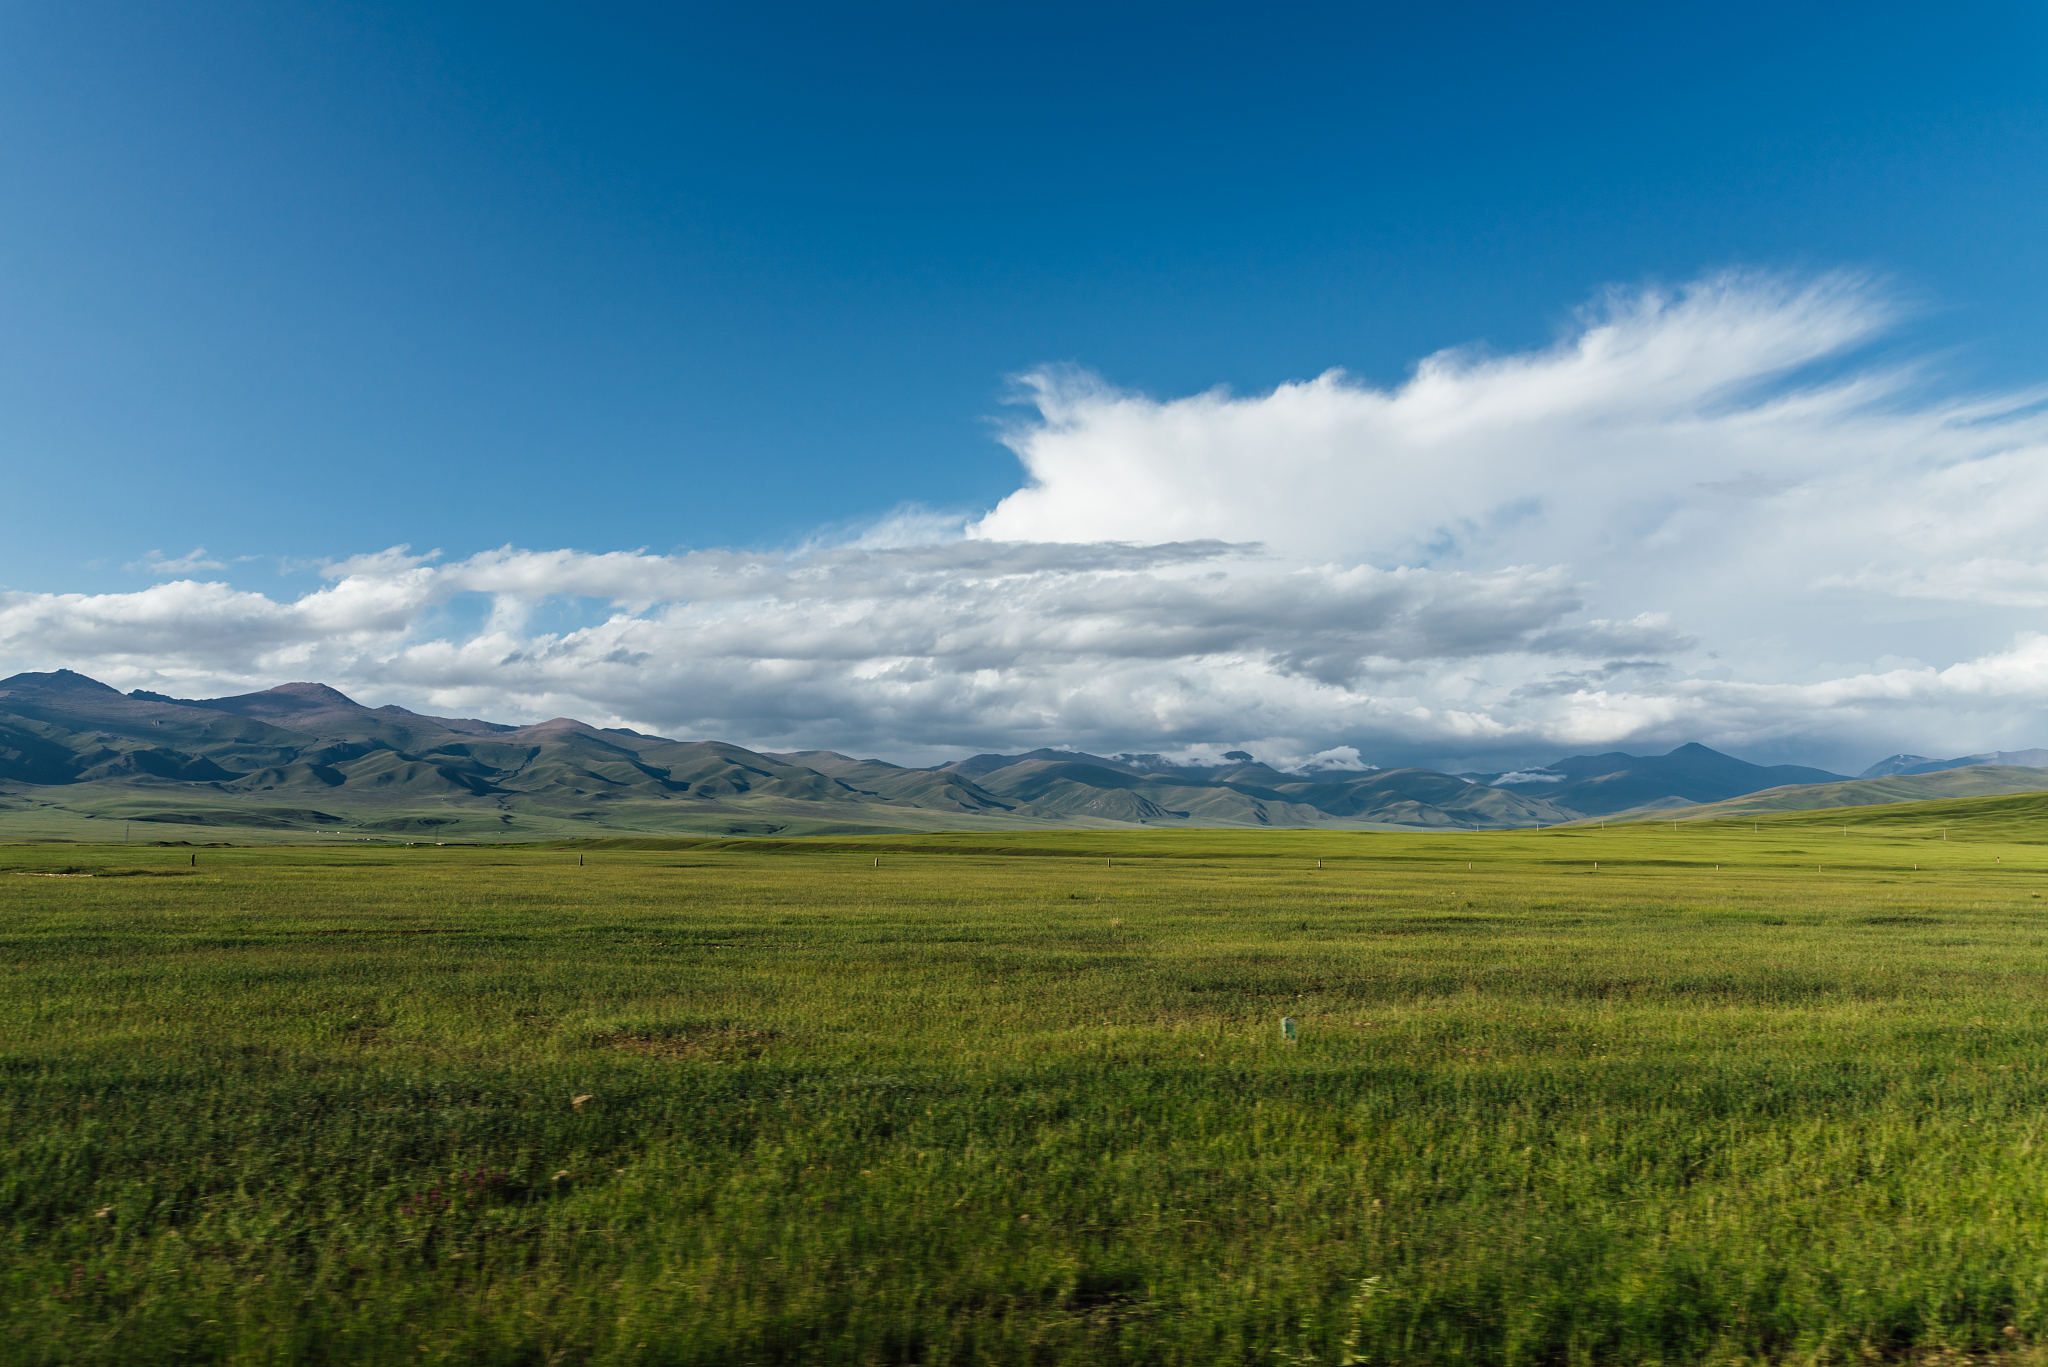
[262,681,364,706]
[516,717,602,734]
[0,668,124,695]
[1857,753,1935,779]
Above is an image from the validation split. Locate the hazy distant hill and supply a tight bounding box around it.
[1614,765,2048,822]
[1461,742,1846,816]
[1858,749,2048,779]
[5,669,2012,841]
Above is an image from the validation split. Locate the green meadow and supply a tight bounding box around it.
[9,797,2048,1364]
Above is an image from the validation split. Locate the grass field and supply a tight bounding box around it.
[9,799,2048,1364]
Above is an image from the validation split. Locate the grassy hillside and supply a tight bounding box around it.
[1626,765,2048,825]
[9,802,2048,1362]
[0,781,1124,843]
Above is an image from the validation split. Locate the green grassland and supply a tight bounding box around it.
[0,782,1123,844]
[9,800,2048,1364]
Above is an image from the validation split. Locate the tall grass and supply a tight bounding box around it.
[4,816,2048,1363]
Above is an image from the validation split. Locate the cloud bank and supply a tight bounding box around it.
[9,271,2048,770]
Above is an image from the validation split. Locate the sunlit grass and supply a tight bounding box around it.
[5,811,2048,1363]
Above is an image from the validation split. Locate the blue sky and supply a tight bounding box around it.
[5,0,2044,584]
[4,1,2048,770]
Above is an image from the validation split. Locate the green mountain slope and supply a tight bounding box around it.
[1260,767,1576,827]
[1606,765,2048,823]
[948,755,1576,829]
[765,751,1018,812]
[960,757,1334,826]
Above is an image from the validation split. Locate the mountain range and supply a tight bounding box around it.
[1,668,2042,841]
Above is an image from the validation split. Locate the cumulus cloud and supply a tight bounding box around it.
[977,274,1904,555]
[0,544,1666,763]
[10,270,2048,771]
[976,275,2048,651]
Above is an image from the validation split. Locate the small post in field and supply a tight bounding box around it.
[1280,1016,1298,1044]
[872,857,879,868]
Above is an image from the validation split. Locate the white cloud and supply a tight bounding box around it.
[975,273,1922,558]
[1291,746,1377,774]
[0,543,1660,763]
[12,271,2048,772]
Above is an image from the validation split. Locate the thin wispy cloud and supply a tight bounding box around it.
[125,547,230,576]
